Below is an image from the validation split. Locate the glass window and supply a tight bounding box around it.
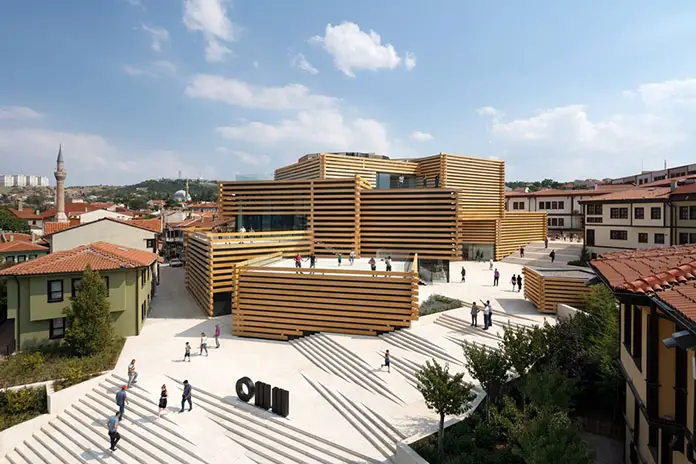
[680,233,689,245]
[610,207,628,219]
[558,218,564,227]
[48,280,63,303]
[551,201,558,209]
[49,318,65,339]
[103,276,110,297]
[558,201,564,209]
[654,233,665,244]
[690,234,696,244]
[680,206,689,220]
[638,233,648,243]
[650,207,661,220]
[634,207,644,219]
[690,206,696,220]
[71,278,82,298]
[623,304,632,347]
[539,202,545,210]
[146,239,155,249]
[610,230,628,240]
[29,255,37,260]
[6,256,15,263]
[632,306,642,371]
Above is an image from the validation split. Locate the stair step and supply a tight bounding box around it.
[32,429,80,464]
[2,451,26,464]
[42,422,99,463]
[23,438,56,464]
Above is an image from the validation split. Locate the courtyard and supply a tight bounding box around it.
[2,254,553,464]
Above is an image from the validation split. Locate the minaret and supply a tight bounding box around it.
[185,178,190,202]
[54,145,68,223]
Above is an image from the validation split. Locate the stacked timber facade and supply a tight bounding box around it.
[187,152,547,338]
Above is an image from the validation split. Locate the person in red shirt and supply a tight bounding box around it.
[294,254,303,274]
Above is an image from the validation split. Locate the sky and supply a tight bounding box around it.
[2,0,696,186]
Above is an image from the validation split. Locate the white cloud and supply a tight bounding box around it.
[216,147,271,167]
[311,22,401,77]
[123,61,176,78]
[483,77,696,179]
[291,53,318,75]
[185,74,338,110]
[405,52,416,71]
[0,127,215,184]
[410,130,432,142]
[476,106,498,116]
[183,0,239,63]
[0,106,43,120]
[125,0,144,9]
[141,24,169,52]
[216,109,390,155]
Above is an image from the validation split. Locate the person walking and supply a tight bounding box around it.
[470,302,479,326]
[480,300,492,330]
[511,274,517,292]
[519,246,525,258]
[115,385,128,421]
[200,332,208,356]
[434,175,440,188]
[184,342,191,362]
[369,257,376,271]
[214,324,221,349]
[158,385,168,418]
[516,274,522,293]
[545,237,549,248]
[423,176,428,187]
[106,411,121,451]
[461,266,466,282]
[349,250,355,265]
[385,256,392,272]
[127,359,138,388]
[179,380,192,412]
[493,268,500,286]
[380,350,391,373]
[489,258,494,270]
[550,249,556,263]
[294,253,303,274]
[309,254,316,269]
[337,252,342,266]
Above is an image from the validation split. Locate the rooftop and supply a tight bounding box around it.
[579,186,671,203]
[0,240,48,254]
[528,267,596,279]
[0,232,32,243]
[0,241,161,276]
[44,217,163,237]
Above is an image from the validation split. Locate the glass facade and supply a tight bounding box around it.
[418,259,450,284]
[461,244,495,261]
[375,172,418,189]
[237,214,308,232]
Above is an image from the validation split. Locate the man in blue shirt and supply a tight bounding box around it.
[180,380,192,412]
[115,385,128,421]
[106,411,121,451]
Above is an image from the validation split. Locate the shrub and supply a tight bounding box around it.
[1,387,47,415]
[420,294,465,316]
[19,352,46,372]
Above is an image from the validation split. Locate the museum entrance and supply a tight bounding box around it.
[462,244,495,262]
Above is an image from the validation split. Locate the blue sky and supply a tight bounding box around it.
[2,0,696,185]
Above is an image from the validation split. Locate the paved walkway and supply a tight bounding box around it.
[1,259,553,464]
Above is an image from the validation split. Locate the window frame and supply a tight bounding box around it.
[634,207,644,220]
[146,238,155,249]
[679,233,689,245]
[71,278,82,298]
[610,207,629,219]
[690,206,696,220]
[623,304,632,348]
[632,305,642,372]
[103,276,110,297]
[551,201,558,210]
[654,233,665,244]
[680,206,689,220]
[558,218,564,227]
[638,232,648,243]
[558,201,565,210]
[49,317,66,339]
[650,207,661,220]
[610,230,628,240]
[47,279,64,303]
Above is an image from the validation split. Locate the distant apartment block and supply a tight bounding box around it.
[610,162,696,185]
[0,174,50,187]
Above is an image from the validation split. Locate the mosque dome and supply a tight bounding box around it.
[173,189,191,202]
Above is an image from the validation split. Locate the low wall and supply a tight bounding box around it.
[0,412,52,457]
[557,303,586,321]
[47,372,110,415]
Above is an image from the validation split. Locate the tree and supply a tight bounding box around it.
[462,343,510,421]
[0,208,29,233]
[514,410,594,464]
[544,317,589,378]
[63,267,114,356]
[127,197,148,211]
[500,325,547,412]
[521,366,578,413]
[415,359,476,457]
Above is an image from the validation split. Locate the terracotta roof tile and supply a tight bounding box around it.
[0,241,160,276]
[639,174,696,188]
[41,203,102,219]
[7,208,42,219]
[44,217,162,237]
[654,286,696,328]
[43,222,72,235]
[580,187,671,203]
[1,232,32,243]
[0,241,48,253]
[505,186,633,198]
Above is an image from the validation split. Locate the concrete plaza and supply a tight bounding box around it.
[1,252,554,464]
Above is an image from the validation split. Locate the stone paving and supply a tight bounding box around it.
[1,253,554,464]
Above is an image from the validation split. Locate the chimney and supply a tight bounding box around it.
[9,235,14,242]
[671,180,678,192]
[18,198,23,211]
[594,184,598,191]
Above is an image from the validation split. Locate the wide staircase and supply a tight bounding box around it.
[502,240,582,267]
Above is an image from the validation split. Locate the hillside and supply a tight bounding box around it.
[67,178,219,203]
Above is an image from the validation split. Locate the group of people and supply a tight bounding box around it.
[469,300,494,330]
[109,360,194,453]
[510,273,523,292]
[293,252,394,273]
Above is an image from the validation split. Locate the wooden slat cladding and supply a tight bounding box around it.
[185,231,214,315]
[458,220,497,245]
[322,154,418,187]
[495,212,548,260]
[522,267,592,314]
[219,179,312,217]
[442,154,505,220]
[274,155,322,180]
[232,265,419,340]
[360,189,458,259]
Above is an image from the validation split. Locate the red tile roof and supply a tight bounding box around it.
[116,218,162,233]
[505,186,633,198]
[0,241,161,276]
[43,222,72,235]
[41,203,102,219]
[579,187,671,203]
[638,174,696,188]
[670,183,696,195]
[0,241,48,254]
[44,217,162,237]
[7,208,42,219]
[1,232,32,243]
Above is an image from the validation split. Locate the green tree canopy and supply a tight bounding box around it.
[63,267,114,356]
[0,208,29,233]
[514,410,594,464]
[415,359,476,457]
[462,343,510,421]
[500,325,546,378]
[521,366,578,413]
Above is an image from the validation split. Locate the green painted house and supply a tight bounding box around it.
[0,239,49,265]
[0,241,161,352]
